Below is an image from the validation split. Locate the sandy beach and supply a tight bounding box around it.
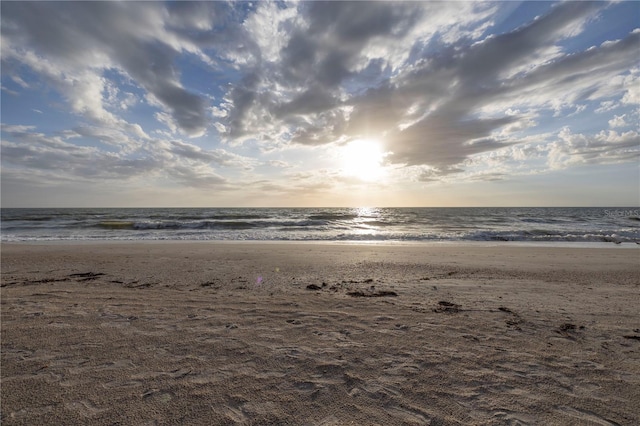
[1,242,639,425]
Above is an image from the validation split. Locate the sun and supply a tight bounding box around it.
[339,138,388,182]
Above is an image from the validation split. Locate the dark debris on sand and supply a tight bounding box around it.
[69,272,105,281]
[310,279,396,296]
[498,306,525,330]
[346,290,398,298]
[434,301,461,313]
[201,279,221,288]
[556,323,585,339]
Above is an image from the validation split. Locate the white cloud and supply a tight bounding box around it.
[269,160,291,168]
[1,124,36,133]
[119,92,139,111]
[11,74,30,89]
[620,68,640,105]
[609,114,628,128]
[548,128,640,169]
[154,112,178,134]
[1,85,19,96]
[595,100,618,113]
[244,1,298,63]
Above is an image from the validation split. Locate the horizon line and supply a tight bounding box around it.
[2,206,640,209]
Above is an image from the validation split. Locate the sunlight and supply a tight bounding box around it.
[340,139,388,182]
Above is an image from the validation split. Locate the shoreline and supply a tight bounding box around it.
[3,239,639,248]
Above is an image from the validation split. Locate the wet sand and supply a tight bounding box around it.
[1,242,639,425]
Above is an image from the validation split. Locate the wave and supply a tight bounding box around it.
[1,216,56,222]
[462,230,639,243]
[361,220,394,227]
[307,213,358,221]
[3,207,639,243]
[3,232,639,243]
[93,219,330,231]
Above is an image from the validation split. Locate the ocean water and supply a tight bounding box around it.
[2,207,639,243]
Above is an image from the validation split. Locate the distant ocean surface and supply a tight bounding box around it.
[1,207,639,243]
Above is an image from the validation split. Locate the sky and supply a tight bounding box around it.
[1,0,639,208]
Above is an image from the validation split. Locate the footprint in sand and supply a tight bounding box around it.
[384,405,431,424]
[64,400,105,417]
[7,404,56,421]
[492,410,536,425]
[101,379,143,389]
[223,405,248,422]
[141,388,173,403]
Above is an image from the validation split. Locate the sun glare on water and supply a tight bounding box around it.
[340,139,388,182]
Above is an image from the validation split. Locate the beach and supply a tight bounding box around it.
[1,242,639,425]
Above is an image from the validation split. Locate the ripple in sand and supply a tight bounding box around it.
[557,406,622,426]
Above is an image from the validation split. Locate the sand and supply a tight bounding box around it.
[1,242,639,425]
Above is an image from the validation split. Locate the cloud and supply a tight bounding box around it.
[1,85,19,96]
[0,124,240,188]
[166,140,258,170]
[389,115,520,168]
[548,128,640,169]
[620,67,640,106]
[418,166,466,182]
[70,125,146,152]
[0,126,157,181]
[608,114,628,128]
[267,160,291,169]
[0,1,225,136]
[166,164,227,188]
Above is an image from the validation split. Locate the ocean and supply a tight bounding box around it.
[2,207,639,243]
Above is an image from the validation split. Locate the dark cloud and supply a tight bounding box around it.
[164,1,231,32]
[1,1,219,136]
[281,1,423,88]
[275,85,338,118]
[223,72,262,139]
[508,30,640,100]
[306,1,415,42]
[280,30,320,86]
[388,116,519,168]
[455,1,601,86]
[152,83,208,135]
